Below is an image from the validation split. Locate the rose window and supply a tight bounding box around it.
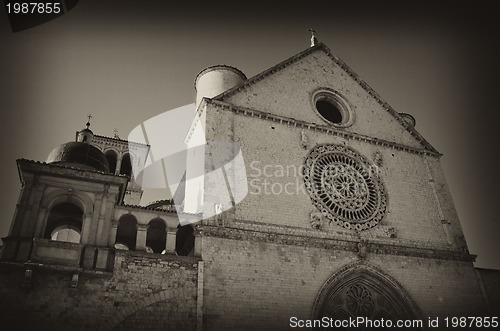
[303,144,387,230]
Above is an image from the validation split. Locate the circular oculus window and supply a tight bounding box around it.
[312,89,354,127]
[303,144,388,231]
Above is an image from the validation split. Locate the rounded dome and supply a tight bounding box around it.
[47,141,110,172]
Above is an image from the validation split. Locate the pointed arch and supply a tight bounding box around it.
[312,262,423,329]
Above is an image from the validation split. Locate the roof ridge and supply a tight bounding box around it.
[214,43,326,101]
[120,203,177,213]
[93,134,149,146]
[322,48,438,154]
[213,42,438,154]
[16,158,130,177]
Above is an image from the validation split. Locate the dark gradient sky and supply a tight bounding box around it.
[0,1,498,269]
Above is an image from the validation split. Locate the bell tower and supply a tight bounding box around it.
[0,120,148,273]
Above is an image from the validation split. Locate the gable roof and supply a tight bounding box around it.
[214,42,439,154]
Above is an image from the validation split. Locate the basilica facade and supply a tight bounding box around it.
[0,41,496,330]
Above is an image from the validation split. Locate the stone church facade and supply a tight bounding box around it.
[0,41,496,330]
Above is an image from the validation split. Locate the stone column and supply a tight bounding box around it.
[115,153,123,175]
[108,221,118,247]
[136,224,148,251]
[194,232,202,257]
[87,192,103,246]
[95,190,108,246]
[165,229,177,254]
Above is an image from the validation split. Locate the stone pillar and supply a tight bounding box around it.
[96,187,116,247]
[87,192,103,246]
[34,207,48,238]
[108,222,118,247]
[136,224,148,251]
[11,179,34,236]
[194,233,202,257]
[20,182,46,237]
[80,213,93,245]
[165,229,177,254]
[95,190,107,246]
[115,153,123,175]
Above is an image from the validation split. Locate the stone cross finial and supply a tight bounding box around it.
[309,28,318,47]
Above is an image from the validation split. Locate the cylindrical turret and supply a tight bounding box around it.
[399,112,416,127]
[194,65,246,107]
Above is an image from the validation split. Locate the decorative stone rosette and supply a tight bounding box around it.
[346,284,375,316]
[303,144,387,231]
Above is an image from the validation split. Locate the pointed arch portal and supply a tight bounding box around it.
[312,263,423,330]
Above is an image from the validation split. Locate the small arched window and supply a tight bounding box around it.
[105,150,118,174]
[115,214,137,250]
[175,224,195,256]
[120,153,132,177]
[146,218,167,253]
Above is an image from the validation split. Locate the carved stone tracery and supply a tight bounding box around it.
[346,284,374,316]
[303,144,387,231]
[312,263,423,330]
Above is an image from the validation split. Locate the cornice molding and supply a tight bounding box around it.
[198,224,475,262]
[16,159,129,184]
[93,134,149,148]
[206,99,441,157]
[117,203,177,214]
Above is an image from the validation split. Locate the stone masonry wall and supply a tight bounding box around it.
[203,102,465,252]
[0,251,198,331]
[201,235,486,331]
[223,48,423,149]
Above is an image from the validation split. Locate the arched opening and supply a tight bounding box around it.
[105,150,118,174]
[313,264,422,330]
[115,214,137,250]
[120,153,132,177]
[51,225,81,243]
[44,202,83,243]
[146,218,166,253]
[175,224,195,256]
